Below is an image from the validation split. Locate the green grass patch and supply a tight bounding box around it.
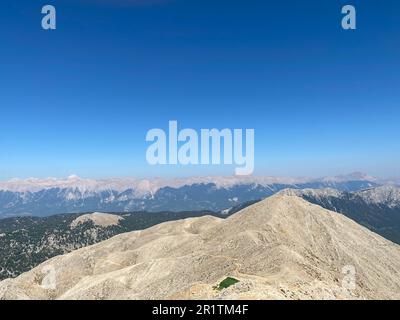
[213,277,240,291]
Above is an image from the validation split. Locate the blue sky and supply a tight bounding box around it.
[0,0,399,179]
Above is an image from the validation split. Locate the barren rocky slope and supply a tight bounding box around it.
[0,209,227,280]
[279,186,400,244]
[1,195,400,300]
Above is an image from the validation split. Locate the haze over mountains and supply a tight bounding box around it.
[0,172,387,218]
[1,195,399,300]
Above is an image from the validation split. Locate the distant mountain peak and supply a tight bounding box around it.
[67,174,81,181]
[357,185,400,207]
[278,188,344,199]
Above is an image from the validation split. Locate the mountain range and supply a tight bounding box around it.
[0,172,384,218]
[1,173,400,284]
[1,195,399,300]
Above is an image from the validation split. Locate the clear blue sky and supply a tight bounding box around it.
[0,0,399,179]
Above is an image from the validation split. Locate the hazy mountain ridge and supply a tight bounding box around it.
[0,173,380,217]
[1,195,400,300]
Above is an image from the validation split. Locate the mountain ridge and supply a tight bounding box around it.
[1,195,400,300]
[279,185,400,244]
[0,208,232,280]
